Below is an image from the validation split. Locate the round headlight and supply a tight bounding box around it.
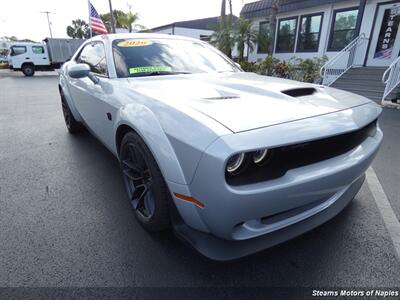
[253,149,269,164]
[226,153,245,174]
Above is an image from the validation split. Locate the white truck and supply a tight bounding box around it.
[8,38,85,76]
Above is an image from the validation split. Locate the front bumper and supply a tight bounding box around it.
[174,174,364,261]
[169,103,382,260]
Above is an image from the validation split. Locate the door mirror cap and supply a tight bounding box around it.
[68,63,90,78]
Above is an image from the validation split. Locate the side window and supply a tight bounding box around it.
[76,43,108,76]
[328,8,359,51]
[258,21,270,54]
[32,46,45,54]
[10,46,27,56]
[276,17,298,53]
[297,14,323,52]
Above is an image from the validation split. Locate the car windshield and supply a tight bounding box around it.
[112,38,239,78]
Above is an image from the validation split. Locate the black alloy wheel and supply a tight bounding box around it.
[120,132,170,231]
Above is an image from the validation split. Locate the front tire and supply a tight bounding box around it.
[61,94,84,134]
[120,131,171,232]
[22,64,35,76]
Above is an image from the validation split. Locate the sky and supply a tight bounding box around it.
[0,0,254,42]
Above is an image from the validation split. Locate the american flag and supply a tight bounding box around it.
[89,1,108,34]
[374,48,393,59]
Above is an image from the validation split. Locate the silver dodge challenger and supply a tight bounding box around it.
[59,33,382,261]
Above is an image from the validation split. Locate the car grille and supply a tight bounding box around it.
[226,120,377,186]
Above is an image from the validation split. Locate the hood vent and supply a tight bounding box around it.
[282,87,316,98]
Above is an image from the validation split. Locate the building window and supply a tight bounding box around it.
[297,13,323,52]
[257,21,270,54]
[328,8,359,51]
[276,17,297,53]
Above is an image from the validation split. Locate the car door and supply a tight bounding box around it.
[68,42,117,149]
[31,45,49,66]
[9,45,27,68]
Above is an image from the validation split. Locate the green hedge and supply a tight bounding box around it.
[238,55,328,84]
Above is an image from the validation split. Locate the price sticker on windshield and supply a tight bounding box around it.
[118,40,153,47]
[129,66,172,74]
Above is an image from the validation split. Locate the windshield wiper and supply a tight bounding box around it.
[133,71,192,77]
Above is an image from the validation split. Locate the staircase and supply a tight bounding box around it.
[330,67,396,103]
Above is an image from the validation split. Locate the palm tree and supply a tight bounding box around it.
[117,10,139,32]
[210,19,235,58]
[101,10,126,33]
[234,18,258,61]
[213,0,234,58]
[66,19,90,39]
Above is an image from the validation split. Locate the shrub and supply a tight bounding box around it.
[294,56,328,83]
[241,55,328,83]
[258,55,279,76]
[274,61,290,78]
[238,61,258,72]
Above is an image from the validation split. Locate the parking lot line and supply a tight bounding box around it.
[366,167,400,261]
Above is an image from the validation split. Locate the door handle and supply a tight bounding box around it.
[42,57,47,59]
[25,57,30,59]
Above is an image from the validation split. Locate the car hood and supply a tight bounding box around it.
[127,72,371,133]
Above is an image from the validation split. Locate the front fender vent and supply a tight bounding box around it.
[282,87,316,97]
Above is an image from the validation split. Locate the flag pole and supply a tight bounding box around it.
[88,0,93,39]
[108,0,115,33]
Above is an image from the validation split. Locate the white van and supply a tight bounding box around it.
[8,38,85,76]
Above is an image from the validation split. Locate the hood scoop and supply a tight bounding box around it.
[203,95,240,100]
[282,87,317,98]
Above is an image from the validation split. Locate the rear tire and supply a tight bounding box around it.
[22,64,35,77]
[120,131,171,232]
[61,94,84,134]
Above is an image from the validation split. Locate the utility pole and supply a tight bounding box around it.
[108,0,115,33]
[40,11,54,38]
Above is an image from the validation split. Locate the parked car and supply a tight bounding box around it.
[0,55,7,63]
[8,38,85,76]
[59,33,383,261]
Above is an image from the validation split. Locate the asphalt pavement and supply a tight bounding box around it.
[0,70,399,293]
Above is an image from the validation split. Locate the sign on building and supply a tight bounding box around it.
[374,7,400,59]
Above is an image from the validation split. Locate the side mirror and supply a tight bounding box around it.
[68,63,90,78]
[68,63,99,84]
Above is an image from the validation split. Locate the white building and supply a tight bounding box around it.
[242,0,399,66]
[149,16,228,42]
[242,0,400,102]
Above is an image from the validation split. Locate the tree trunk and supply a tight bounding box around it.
[239,44,244,62]
[220,0,232,58]
[268,0,279,55]
[221,0,226,21]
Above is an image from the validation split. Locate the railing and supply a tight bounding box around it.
[382,55,400,104]
[320,34,368,86]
